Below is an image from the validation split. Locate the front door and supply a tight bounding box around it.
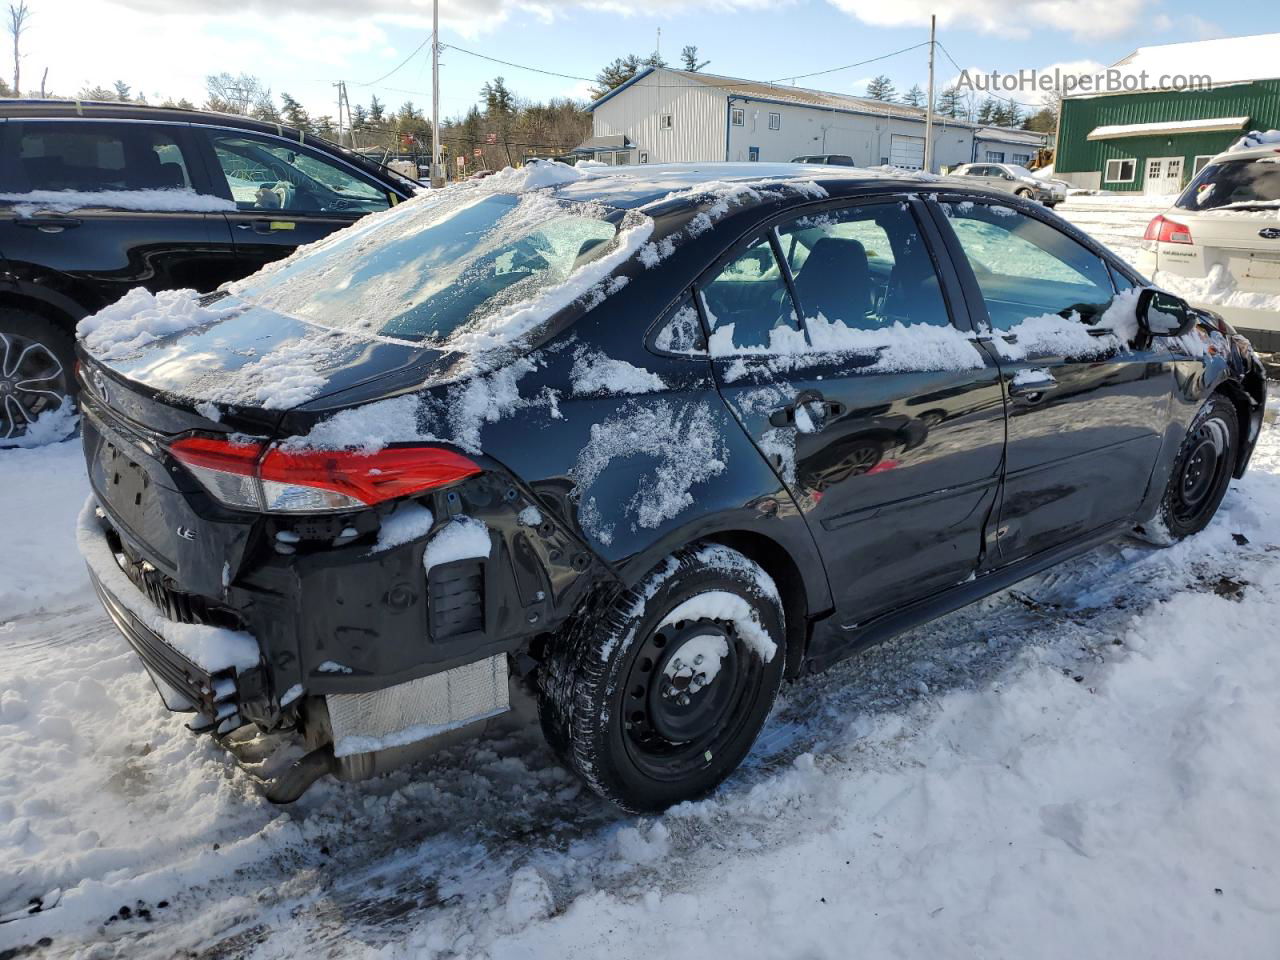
[190,128,394,276]
[705,196,1007,626]
[932,197,1171,563]
[1145,156,1184,196]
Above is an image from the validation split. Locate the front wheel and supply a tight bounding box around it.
[1144,395,1238,543]
[539,543,786,812]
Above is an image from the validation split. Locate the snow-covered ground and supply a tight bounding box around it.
[2,199,1279,959]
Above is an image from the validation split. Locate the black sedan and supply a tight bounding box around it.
[74,162,1268,811]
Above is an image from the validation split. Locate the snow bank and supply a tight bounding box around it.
[0,188,234,216]
[0,400,78,450]
[75,497,260,674]
[76,288,241,360]
[0,439,88,619]
[423,516,491,574]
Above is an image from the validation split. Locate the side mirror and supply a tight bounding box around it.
[1004,174,1015,181]
[1137,288,1197,338]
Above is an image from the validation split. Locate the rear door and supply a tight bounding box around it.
[189,127,394,275]
[705,195,1007,625]
[0,119,238,309]
[931,195,1172,562]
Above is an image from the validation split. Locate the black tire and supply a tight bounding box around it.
[1144,395,1238,543]
[539,543,787,812]
[0,308,78,446]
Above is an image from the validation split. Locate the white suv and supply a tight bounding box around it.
[1137,143,1280,351]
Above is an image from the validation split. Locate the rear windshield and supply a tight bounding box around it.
[1176,157,1280,211]
[231,190,621,345]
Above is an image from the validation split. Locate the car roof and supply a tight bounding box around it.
[1209,144,1280,163]
[551,162,951,209]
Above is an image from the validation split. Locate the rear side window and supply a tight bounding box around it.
[777,203,952,331]
[1176,157,1280,211]
[699,235,799,353]
[941,200,1116,329]
[1,122,194,193]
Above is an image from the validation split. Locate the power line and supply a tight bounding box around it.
[773,41,930,83]
[356,32,434,87]
[934,41,1042,113]
[443,43,596,83]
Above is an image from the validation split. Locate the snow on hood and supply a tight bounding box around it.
[76,287,243,360]
[0,187,235,216]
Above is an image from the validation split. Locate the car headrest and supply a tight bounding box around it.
[793,237,871,324]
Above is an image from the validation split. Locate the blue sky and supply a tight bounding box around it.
[22,1,1278,123]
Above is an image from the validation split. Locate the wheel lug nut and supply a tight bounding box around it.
[694,655,703,665]
[677,694,690,706]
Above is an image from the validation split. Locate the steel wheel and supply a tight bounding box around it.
[1171,417,1230,525]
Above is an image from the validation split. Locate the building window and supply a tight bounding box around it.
[731,107,745,126]
[660,114,673,131]
[639,151,649,164]
[748,146,760,161]
[1104,158,1137,183]
[1011,153,1031,164]
[614,150,631,165]
[1192,154,1215,175]
[985,150,1005,163]
[768,112,781,131]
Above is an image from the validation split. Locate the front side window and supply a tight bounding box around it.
[207,133,389,214]
[941,200,1117,330]
[731,108,745,127]
[1176,156,1280,211]
[700,235,798,353]
[232,191,622,344]
[1105,158,1136,184]
[777,202,952,332]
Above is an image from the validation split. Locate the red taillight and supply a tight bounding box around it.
[170,437,480,513]
[259,447,481,507]
[1144,214,1192,245]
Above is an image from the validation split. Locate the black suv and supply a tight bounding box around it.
[0,100,417,444]
[75,163,1267,811]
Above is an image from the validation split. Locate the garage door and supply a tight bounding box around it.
[889,134,925,170]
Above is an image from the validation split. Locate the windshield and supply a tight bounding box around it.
[1176,157,1280,211]
[232,191,621,345]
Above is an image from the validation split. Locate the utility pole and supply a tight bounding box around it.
[431,0,442,187]
[924,14,936,173]
[335,81,344,146]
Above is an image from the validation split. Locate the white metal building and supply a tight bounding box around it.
[579,68,1045,173]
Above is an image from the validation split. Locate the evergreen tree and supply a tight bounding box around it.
[590,55,643,99]
[865,75,897,102]
[313,115,335,139]
[112,80,132,102]
[680,45,709,72]
[368,95,386,124]
[901,84,925,107]
[935,85,962,119]
[977,97,998,124]
[279,92,311,132]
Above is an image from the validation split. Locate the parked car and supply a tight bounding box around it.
[950,162,1059,206]
[0,100,418,445]
[791,154,855,166]
[75,162,1267,812]
[1136,142,1280,352]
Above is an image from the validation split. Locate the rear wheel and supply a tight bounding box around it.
[539,543,786,811]
[1145,395,1238,543]
[0,309,78,446]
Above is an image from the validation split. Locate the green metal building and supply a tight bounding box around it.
[1056,33,1280,194]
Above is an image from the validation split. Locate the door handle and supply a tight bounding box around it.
[1008,370,1057,402]
[769,391,844,432]
[15,217,82,233]
[237,220,293,234]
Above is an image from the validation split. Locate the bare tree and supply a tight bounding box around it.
[8,1,30,97]
[205,72,273,116]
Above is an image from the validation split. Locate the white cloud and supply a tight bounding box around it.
[824,0,1151,40]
